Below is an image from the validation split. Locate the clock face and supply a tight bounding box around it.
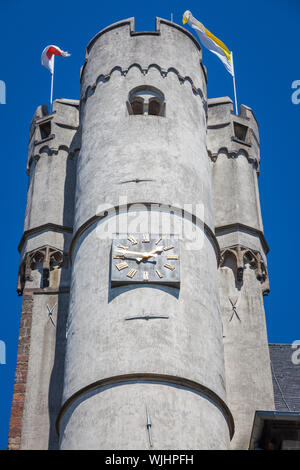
[110,234,180,288]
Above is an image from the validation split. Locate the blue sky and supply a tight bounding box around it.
[0,0,299,450]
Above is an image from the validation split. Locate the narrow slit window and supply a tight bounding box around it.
[39,121,52,140]
[234,122,248,142]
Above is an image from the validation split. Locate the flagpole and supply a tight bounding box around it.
[231,51,238,115]
[50,55,55,113]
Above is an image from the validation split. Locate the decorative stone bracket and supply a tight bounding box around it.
[219,245,270,296]
[17,245,67,295]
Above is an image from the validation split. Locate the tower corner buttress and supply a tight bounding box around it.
[9,98,80,450]
[208,96,275,449]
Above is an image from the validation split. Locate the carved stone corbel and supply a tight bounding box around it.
[17,245,67,295]
[219,244,269,295]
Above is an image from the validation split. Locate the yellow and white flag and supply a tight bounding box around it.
[183,10,234,77]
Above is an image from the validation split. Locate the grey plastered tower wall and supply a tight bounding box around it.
[57,18,233,450]
[9,99,80,449]
[207,97,275,449]
[9,16,276,451]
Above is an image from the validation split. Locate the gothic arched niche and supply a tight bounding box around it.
[219,245,269,296]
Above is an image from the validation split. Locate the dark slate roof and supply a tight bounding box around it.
[269,344,300,413]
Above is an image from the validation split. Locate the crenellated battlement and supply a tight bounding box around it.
[80,17,207,107]
[207,97,260,171]
[26,99,80,174]
[85,17,203,56]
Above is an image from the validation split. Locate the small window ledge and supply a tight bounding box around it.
[34,134,55,146]
[231,136,252,148]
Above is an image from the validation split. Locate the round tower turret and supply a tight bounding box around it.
[58,17,233,450]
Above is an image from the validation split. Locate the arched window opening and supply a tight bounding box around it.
[131,98,144,115]
[127,86,165,117]
[148,98,161,116]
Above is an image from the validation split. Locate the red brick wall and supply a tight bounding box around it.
[8,293,33,450]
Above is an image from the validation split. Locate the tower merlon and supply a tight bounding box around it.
[84,17,203,59]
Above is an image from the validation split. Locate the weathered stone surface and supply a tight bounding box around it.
[10,17,275,451]
[208,98,275,449]
[60,18,230,450]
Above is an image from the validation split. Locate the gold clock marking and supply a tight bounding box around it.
[167,254,178,260]
[143,271,149,281]
[127,269,137,278]
[115,262,128,271]
[164,263,175,271]
[155,237,162,245]
[163,245,174,251]
[156,269,164,279]
[117,244,129,250]
[142,233,150,243]
[113,254,125,259]
[128,236,137,245]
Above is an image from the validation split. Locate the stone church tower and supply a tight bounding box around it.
[9,18,274,450]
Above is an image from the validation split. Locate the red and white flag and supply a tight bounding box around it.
[41,45,70,73]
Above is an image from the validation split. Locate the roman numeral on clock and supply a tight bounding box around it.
[128,236,137,245]
[163,245,174,251]
[164,263,175,271]
[142,233,150,243]
[117,244,128,250]
[115,262,128,271]
[127,269,137,278]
